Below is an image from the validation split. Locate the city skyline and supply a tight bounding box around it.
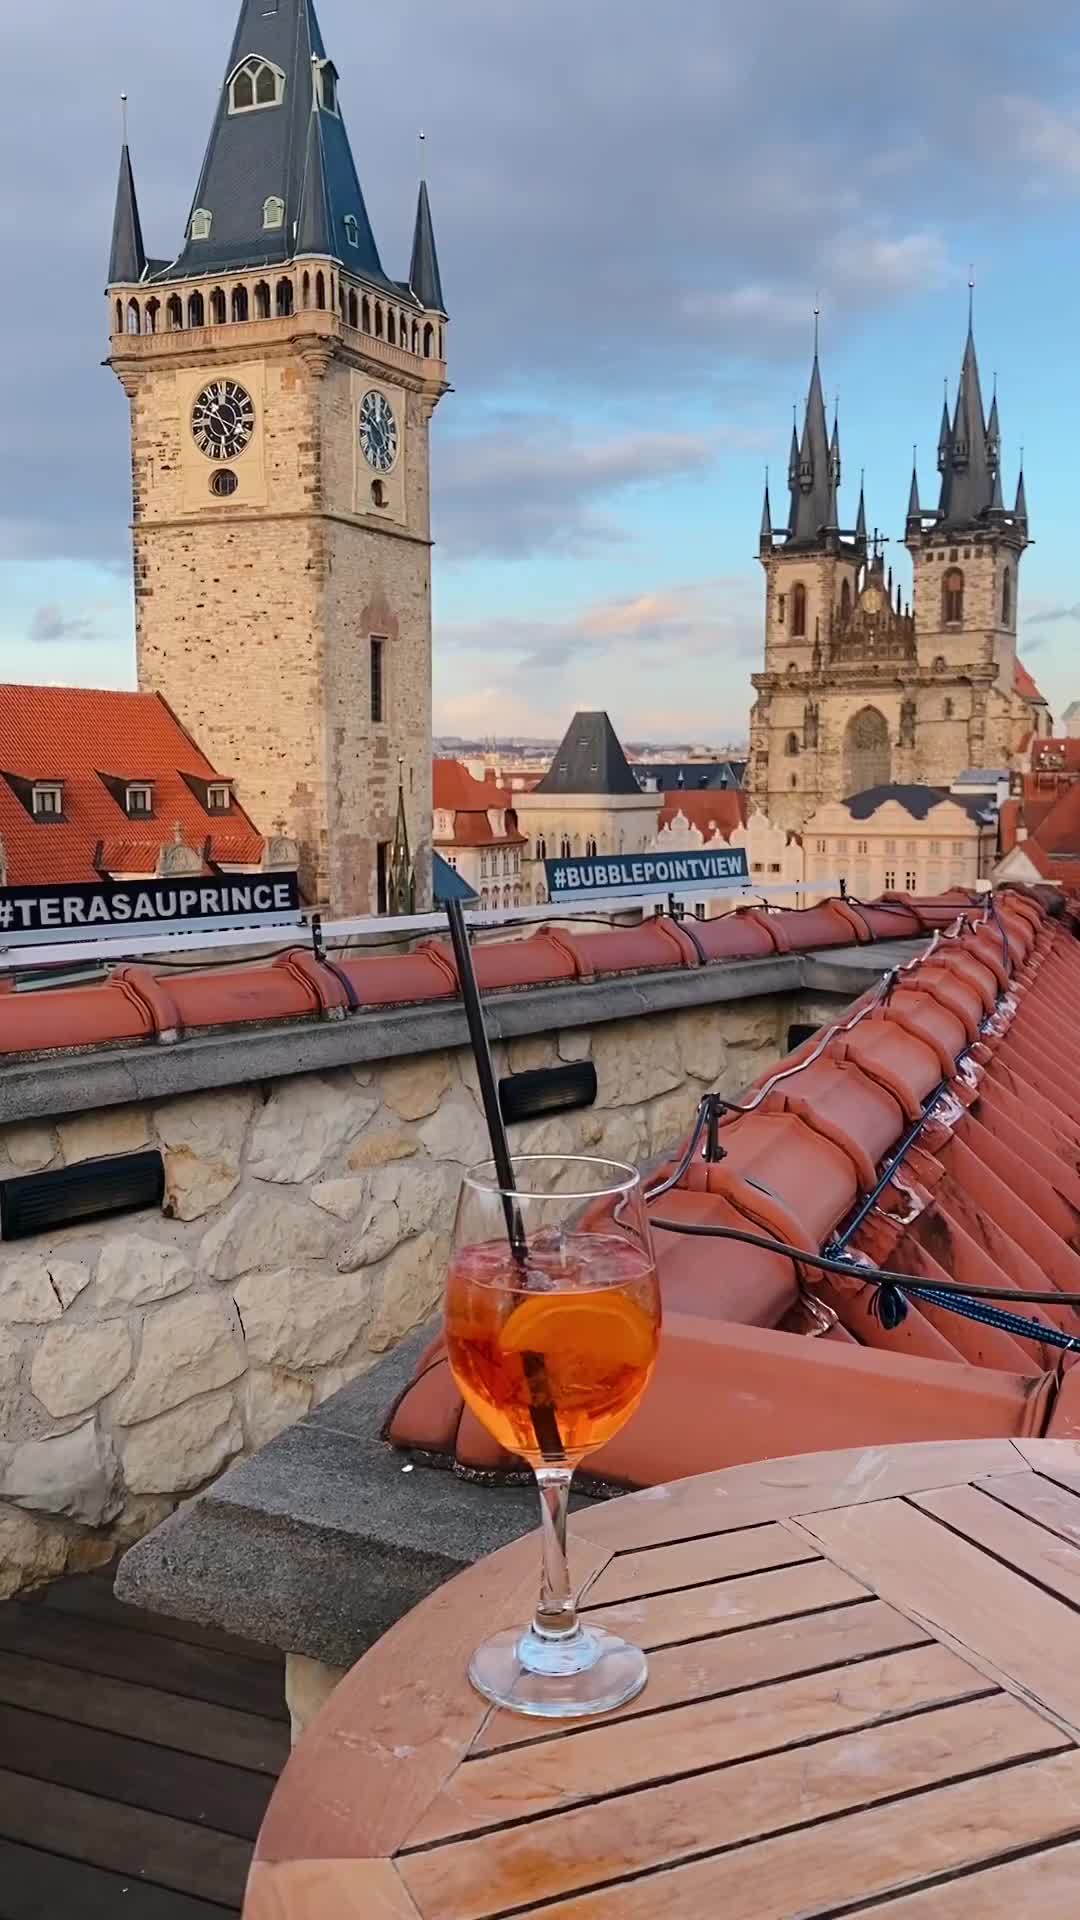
[2,0,1078,740]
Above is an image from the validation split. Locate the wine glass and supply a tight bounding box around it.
[445,1156,661,1718]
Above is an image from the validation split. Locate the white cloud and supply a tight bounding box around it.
[996,94,1080,183]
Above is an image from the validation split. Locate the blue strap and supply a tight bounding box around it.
[872,1278,1080,1354]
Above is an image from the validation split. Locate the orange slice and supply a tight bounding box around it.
[501,1291,657,1374]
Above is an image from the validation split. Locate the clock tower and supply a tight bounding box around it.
[106,0,449,911]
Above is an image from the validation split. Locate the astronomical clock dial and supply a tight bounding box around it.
[359,389,399,472]
[191,380,256,460]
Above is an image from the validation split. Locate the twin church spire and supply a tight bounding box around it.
[761,300,1028,559]
[107,0,445,314]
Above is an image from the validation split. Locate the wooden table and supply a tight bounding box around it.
[245,1438,1080,1918]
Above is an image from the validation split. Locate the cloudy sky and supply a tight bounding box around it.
[2,0,1079,743]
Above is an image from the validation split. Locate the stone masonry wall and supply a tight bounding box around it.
[0,997,786,1597]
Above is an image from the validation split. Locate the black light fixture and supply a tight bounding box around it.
[499,1062,598,1127]
[0,1151,165,1242]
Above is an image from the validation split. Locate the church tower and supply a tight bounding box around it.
[106,0,449,911]
[904,306,1034,772]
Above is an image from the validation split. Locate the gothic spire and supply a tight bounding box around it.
[986,390,1001,471]
[787,416,800,491]
[759,475,773,551]
[161,0,386,283]
[855,476,867,547]
[787,334,833,546]
[907,456,921,523]
[388,764,415,915]
[108,142,146,285]
[409,179,446,313]
[829,407,841,487]
[937,311,993,532]
[937,387,951,473]
[1015,466,1028,528]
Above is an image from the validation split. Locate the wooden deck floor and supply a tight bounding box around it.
[0,1563,289,1917]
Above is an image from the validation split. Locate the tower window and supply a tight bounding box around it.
[791,583,807,636]
[317,63,338,113]
[785,732,799,757]
[560,837,572,860]
[209,287,227,325]
[254,281,271,319]
[231,285,249,323]
[211,470,239,499]
[190,208,213,241]
[263,196,285,230]
[933,655,946,672]
[275,277,294,317]
[536,837,547,862]
[1002,568,1013,626]
[943,697,954,719]
[370,636,386,724]
[942,568,964,625]
[187,290,205,328]
[343,214,359,248]
[228,58,285,114]
[166,295,183,331]
[371,479,386,507]
[586,837,598,858]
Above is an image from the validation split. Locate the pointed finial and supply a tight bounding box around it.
[120,92,128,143]
[813,298,820,357]
[173,821,183,845]
[967,266,975,329]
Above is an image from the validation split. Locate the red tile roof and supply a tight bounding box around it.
[658,790,746,837]
[1015,660,1048,706]
[0,686,264,885]
[1032,738,1080,772]
[432,757,524,849]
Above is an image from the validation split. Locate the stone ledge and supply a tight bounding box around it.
[0,942,922,1127]
[114,1327,557,1671]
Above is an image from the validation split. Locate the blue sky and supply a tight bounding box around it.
[2,0,1079,742]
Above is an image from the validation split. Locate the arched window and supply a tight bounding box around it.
[229,58,285,114]
[114,299,123,334]
[1002,568,1012,626]
[348,289,358,328]
[362,295,371,332]
[231,285,249,323]
[190,208,213,241]
[944,697,954,719]
[209,288,227,326]
[791,583,807,636]
[785,731,800,757]
[374,302,384,337]
[343,214,359,249]
[275,277,293,316]
[536,836,547,862]
[338,284,347,320]
[942,568,964,625]
[387,310,396,345]
[843,706,891,795]
[790,773,798,788]
[536,884,547,905]
[411,320,420,353]
[317,62,337,112]
[166,295,183,331]
[481,889,489,909]
[315,272,326,311]
[301,272,311,310]
[438,326,444,356]
[126,298,141,335]
[187,290,204,328]
[263,196,285,230]
[423,321,434,356]
[586,837,598,857]
[840,578,852,621]
[560,836,572,860]
[254,280,271,319]
[400,311,409,344]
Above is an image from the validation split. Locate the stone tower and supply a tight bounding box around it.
[904,309,1033,773]
[106,0,449,911]
[750,314,1042,834]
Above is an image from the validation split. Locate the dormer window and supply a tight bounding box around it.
[207,783,231,814]
[228,57,286,115]
[343,214,359,248]
[263,196,285,230]
[126,784,153,819]
[32,783,63,819]
[316,61,338,113]
[190,208,213,241]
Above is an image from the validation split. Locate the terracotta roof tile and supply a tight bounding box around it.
[658,791,746,837]
[0,686,264,884]
[1015,660,1048,705]
[432,759,511,811]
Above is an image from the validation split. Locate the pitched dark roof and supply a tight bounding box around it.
[636,761,744,793]
[787,352,834,547]
[535,713,641,797]
[108,145,146,285]
[409,180,446,314]
[432,852,478,903]
[151,0,390,286]
[844,783,995,824]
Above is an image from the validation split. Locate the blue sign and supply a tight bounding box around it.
[544,848,750,902]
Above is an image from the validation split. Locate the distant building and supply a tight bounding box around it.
[1062,701,1080,741]
[996,780,1080,894]
[803,785,997,902]
[515,714,661,903]
[0,685,285,888]
[751,313,1045,834]
[432,759,525,912]
[634,760,746,795]
[648,802,800,913]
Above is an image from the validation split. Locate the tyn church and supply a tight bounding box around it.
[749,313,1047,833]
[106,0,449,911]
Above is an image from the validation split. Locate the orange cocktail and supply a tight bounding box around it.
[445,1157,661,1720]
[446,1232,659,1461]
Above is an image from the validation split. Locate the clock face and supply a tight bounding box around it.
[191,380,256,461]
[359,389,398,472]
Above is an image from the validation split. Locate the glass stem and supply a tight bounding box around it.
[531,1466,579,1641]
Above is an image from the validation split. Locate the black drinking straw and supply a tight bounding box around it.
[445,899,562,1457]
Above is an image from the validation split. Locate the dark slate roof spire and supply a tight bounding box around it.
[108,137,146,285]
[159,0,386,285]
[535,713,641,797]
[907,453,921,523]
[936,305,994,531]
[410,179,446,314]
[787,414,800,491]
[787,321,833,547]
[1015,465,1028,526]
[855,474,867,547]
[759,474,773,551]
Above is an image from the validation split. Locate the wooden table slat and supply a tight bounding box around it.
[913,1480,1080,1610]
[518,1748,1080,1920]
[579,1522,817,1609]
[245,1858,423,1919]
[581,1556,866,1650]
[795,1493,1080,1733]
[854,1836,1080,1916]
[471,1597,929,1756]
[976,1467,1080,1546]
[397,1696,1066,1920]
[409,1642,991,1848]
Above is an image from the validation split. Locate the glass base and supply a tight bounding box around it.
[469,1624,648,1719]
